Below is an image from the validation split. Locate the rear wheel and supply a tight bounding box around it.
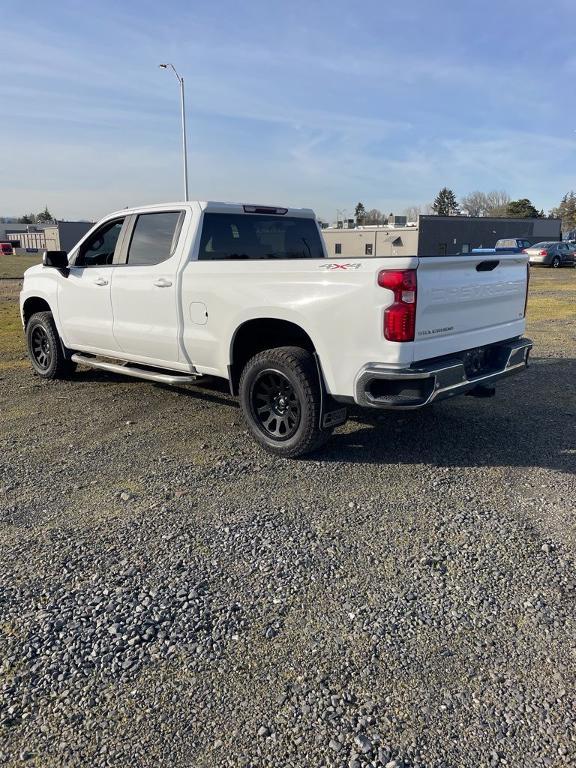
[26,311,76,379]
[239,346,333,458]
[551,256,561,268]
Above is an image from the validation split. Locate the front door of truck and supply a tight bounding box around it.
[58,218,127,353]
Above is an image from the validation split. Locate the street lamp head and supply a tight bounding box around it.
[158,63,168,68]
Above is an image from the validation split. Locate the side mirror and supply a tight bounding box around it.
[43,250,69,276]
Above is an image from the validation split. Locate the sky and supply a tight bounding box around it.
[1,0,575,223]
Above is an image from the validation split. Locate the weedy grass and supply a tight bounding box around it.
[527,295,575,322]
[0,254,42,279]
[0,295,25,366]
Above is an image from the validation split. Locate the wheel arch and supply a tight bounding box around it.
[22,295,73,359]
[228,317,318,396]
[22,296,53,326]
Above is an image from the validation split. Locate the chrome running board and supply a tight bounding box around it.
[71,354,200,385]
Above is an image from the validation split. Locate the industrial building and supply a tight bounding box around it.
[2,220,93,253]
[322,215,562,258]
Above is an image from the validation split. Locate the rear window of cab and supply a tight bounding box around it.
[198,213,324,260]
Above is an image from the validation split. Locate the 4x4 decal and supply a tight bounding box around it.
[319,263,361,270]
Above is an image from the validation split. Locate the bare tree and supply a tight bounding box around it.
[460,191,487,217]
[484,190,511,217]
[404,205,421,222]
[364,208,386,225]
[459,190,511,217]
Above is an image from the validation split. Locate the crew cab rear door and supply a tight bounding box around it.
[413,253,528,361]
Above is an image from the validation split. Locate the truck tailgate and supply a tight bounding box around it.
[414,254,528,361]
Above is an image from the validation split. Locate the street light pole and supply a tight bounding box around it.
[159,63,189,201]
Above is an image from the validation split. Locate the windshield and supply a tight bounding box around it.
[198,213,324,260]
[530,242,553,248]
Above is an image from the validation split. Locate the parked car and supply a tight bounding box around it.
[495,238,534,253]
[471,238,534,256]
[0,242,14,255]
[522,241,575,268]
[20,201,532,457]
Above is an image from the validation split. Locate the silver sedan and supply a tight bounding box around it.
[523,241,575,268]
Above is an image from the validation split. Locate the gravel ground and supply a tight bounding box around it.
[1,271,575,767]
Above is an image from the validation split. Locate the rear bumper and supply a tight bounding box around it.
[354,337,532,410]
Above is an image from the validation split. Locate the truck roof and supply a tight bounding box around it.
[106,201,316,219]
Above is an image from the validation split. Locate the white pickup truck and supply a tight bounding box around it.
[20,201,532,457]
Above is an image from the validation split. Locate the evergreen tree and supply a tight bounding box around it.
[36,206,54,224]
[354,202,366,224]
[550,192,576,231]
[506,199,541,218]
[18,213,36,224]
[432,188,460,216]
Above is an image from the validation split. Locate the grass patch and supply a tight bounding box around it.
[527,296,575,322]
[0,298,24,361]
[0,254,42,278]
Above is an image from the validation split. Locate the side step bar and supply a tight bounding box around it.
[71,354,200,386]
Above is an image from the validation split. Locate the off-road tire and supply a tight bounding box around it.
[239,346,333,458]
[26,311,76,379]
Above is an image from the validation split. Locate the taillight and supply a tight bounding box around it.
[540,249,548,256]
[378,269,417,342]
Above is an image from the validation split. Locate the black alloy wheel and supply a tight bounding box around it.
[30,324,52,371]
[250,369,301,440]
[238,345,336,457]
[26,311,77,379]
[552,256,561,268]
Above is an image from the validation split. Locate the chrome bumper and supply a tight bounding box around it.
[355,338,533,410]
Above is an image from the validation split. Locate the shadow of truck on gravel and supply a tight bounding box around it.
[74,356,575,475]
[316,357,576,476]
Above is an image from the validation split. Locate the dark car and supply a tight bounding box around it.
[0,242,14,255]
[523,241,575,268]
[471,238,534,256]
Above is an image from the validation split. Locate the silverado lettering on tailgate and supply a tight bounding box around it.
[426,280,524,303]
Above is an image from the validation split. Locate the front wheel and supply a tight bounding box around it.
[551,256,561,268]
[239,346,333,458]
[26,311,76,379]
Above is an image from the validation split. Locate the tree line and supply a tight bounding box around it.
[354,189,575,227]
[431,188,544,219]
[17,206,55,225]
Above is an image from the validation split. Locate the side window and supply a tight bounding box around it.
[365,243,373,255]
[76,219,124,267]
[126,211,184,267]
[335,243,342,255]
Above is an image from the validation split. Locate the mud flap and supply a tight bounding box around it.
[313,353,348,430]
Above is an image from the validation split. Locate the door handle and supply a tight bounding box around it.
[94,277,108,286]
[154,278,172,288]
